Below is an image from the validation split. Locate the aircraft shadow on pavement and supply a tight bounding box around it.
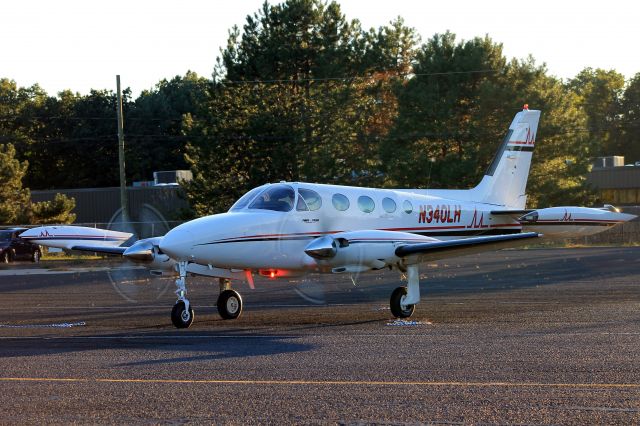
[0,330,314,363]
[253,247,640,305]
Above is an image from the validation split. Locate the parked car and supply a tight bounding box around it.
[0,228,42,263]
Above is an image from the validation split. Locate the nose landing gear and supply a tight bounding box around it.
[171,261,194,329]
[169,269,245,328]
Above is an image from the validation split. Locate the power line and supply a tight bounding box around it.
[222,69,500,84]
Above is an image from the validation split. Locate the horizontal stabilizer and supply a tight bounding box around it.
[519,206,636,238]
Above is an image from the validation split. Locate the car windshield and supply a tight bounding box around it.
[248,184,295,212]
[0,232,11,242]
[229,186,266,211]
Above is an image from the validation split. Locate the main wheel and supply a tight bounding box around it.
[390,286,415,318]
[31,249,41,263]
[217,289,243,320]
[171,301,194,328]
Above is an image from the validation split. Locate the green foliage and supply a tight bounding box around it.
[380,33,597,207]
[186,0,418,215]
[381,32,508,189]
[618,73,640,162]
[0,143,30,224]
[1,1,637,214]
[27,193,76,224]
[567,68,626,156]
[127,72,210,182]
[0,143,75,225]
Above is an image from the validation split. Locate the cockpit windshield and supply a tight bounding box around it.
[248,184,295,212]
[229,186,265,212]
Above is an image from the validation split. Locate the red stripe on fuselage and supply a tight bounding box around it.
[211,223,522,244]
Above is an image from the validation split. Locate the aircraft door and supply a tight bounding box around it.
[296,188,323,229]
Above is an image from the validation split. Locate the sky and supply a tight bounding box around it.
[3,0,639,97]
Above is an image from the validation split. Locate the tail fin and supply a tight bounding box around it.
[471,106,540,209]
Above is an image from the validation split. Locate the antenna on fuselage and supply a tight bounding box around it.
[424,156,436,194]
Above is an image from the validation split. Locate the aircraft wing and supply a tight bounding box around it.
[395,232,540,264]
[305,230,541,273]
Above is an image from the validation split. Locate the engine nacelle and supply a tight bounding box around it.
[304,230,434,273]
[519,206,636,238]
[123,237,176,271]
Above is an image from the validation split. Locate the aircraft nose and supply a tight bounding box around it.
[159,226,195,261]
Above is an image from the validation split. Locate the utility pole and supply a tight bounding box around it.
[116,75,130,225]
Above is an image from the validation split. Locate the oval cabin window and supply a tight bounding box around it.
[332,193,350,211]
[382,197,397,213]
[357,196,375,213]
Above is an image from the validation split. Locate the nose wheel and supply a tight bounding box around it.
[171,301,194,328]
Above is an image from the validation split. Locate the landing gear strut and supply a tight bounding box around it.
[390,265,420,318]
[217,278,243,320]
[171,261,194,328]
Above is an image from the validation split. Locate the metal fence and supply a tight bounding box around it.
[572,221,640,246]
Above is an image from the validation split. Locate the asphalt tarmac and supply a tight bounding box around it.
[1,247,639,424]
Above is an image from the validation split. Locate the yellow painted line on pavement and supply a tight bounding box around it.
[1,377,640,389]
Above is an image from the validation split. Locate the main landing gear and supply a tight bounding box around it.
[217,279,243,320]
[170,263,244,329]
[389,264,420,319]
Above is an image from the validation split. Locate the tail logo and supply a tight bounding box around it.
[525,128,536,145]
[467,209,489,229]
[509,127,536,146]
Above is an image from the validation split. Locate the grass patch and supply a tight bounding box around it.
[41,250,109,262]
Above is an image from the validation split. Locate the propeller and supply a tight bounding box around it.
[290,191,370,305]
[106,207,175,303]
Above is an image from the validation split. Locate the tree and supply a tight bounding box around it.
[567,68,626,156]
[185,0,419,215]
[381,32,508,189]
[0,143,75,225]
[618,73,640,163]
[0,143,30,224]
[28,193,76,224]
[5,85,131,190]
[381,32,597,207]
[126,72,210,183]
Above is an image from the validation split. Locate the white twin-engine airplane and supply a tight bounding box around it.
[21,106,636,328]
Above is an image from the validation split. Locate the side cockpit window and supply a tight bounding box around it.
[229,186,265,211]
[249,184,295,212]
[296,188,323,211]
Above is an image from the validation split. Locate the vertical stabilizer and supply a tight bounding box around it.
[471,106,540,209]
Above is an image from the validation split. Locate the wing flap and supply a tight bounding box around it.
[70,245,127,256]
[396,232,540,263]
